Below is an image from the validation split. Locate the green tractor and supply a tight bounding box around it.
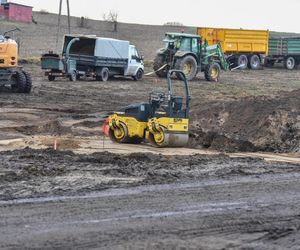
[153,32,230,81]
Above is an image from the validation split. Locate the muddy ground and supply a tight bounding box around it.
[0,64,299,153]
[0,148,300,249]
[0,64,299,249]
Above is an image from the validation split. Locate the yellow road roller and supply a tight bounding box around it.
[107,70,191,147]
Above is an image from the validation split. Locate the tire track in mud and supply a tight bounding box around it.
[1,172,300,249]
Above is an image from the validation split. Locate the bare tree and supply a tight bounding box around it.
[103,10,118,32]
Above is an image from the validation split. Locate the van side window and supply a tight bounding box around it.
[131,47,139,59]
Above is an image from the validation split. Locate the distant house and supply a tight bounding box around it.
[0,1,33,23]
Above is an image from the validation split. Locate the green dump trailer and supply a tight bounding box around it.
[265,37,300,69]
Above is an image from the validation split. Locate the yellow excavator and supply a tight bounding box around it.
[107,70,191,147]
[0,28,32,93]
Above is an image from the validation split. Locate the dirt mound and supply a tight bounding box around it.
[190,90,300,153]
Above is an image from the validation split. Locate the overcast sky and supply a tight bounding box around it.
[14,0,300,33]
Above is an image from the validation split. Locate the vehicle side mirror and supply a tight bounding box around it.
[140,55,144,61]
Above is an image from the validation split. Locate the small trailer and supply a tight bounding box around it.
[265,37,300,69]
[41,35,144,81]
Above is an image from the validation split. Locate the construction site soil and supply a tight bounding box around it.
[0,13,300,249]
[0,63,299,249]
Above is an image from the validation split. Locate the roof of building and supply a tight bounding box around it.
[1,2,33,8]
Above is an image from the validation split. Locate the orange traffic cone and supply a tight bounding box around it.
[101,117,110,136]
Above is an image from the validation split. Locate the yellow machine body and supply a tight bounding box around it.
[146,116,189,147]
[108,112,189,147]
[0,39,18,68]
[108,113,147,143]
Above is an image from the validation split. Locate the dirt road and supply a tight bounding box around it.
[1,168,300,249]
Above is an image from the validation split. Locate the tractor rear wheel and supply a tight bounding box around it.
[22,71,32,93]
[153,54,168,77]
[11,71,26,93]
[248,54,261,70]
[204,62,221,82]
[236,54,248,70]
[174,55,197,81]
[284,57,295,70]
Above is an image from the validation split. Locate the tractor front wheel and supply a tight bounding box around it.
[204,62,221,82]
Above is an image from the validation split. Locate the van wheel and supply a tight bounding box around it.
[97,67,109,82]
[284,57,295,70]
[133,68,143,81]
[248,54,260,70]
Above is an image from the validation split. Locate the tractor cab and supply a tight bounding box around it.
[163,33,201,55]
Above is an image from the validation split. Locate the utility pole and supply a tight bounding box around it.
[56,0,71,51]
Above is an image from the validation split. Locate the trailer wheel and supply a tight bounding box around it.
[236,55,248,70]
[204,62,221,82]
[97,67,109,82]
[11,71,26,93]
[174,55,197,80]
[284,57,295,70]
[248,54,260,70]
[48,75,55,81]
[69,70,77,81]
[22,71,32,93]
[133,68,143,81]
